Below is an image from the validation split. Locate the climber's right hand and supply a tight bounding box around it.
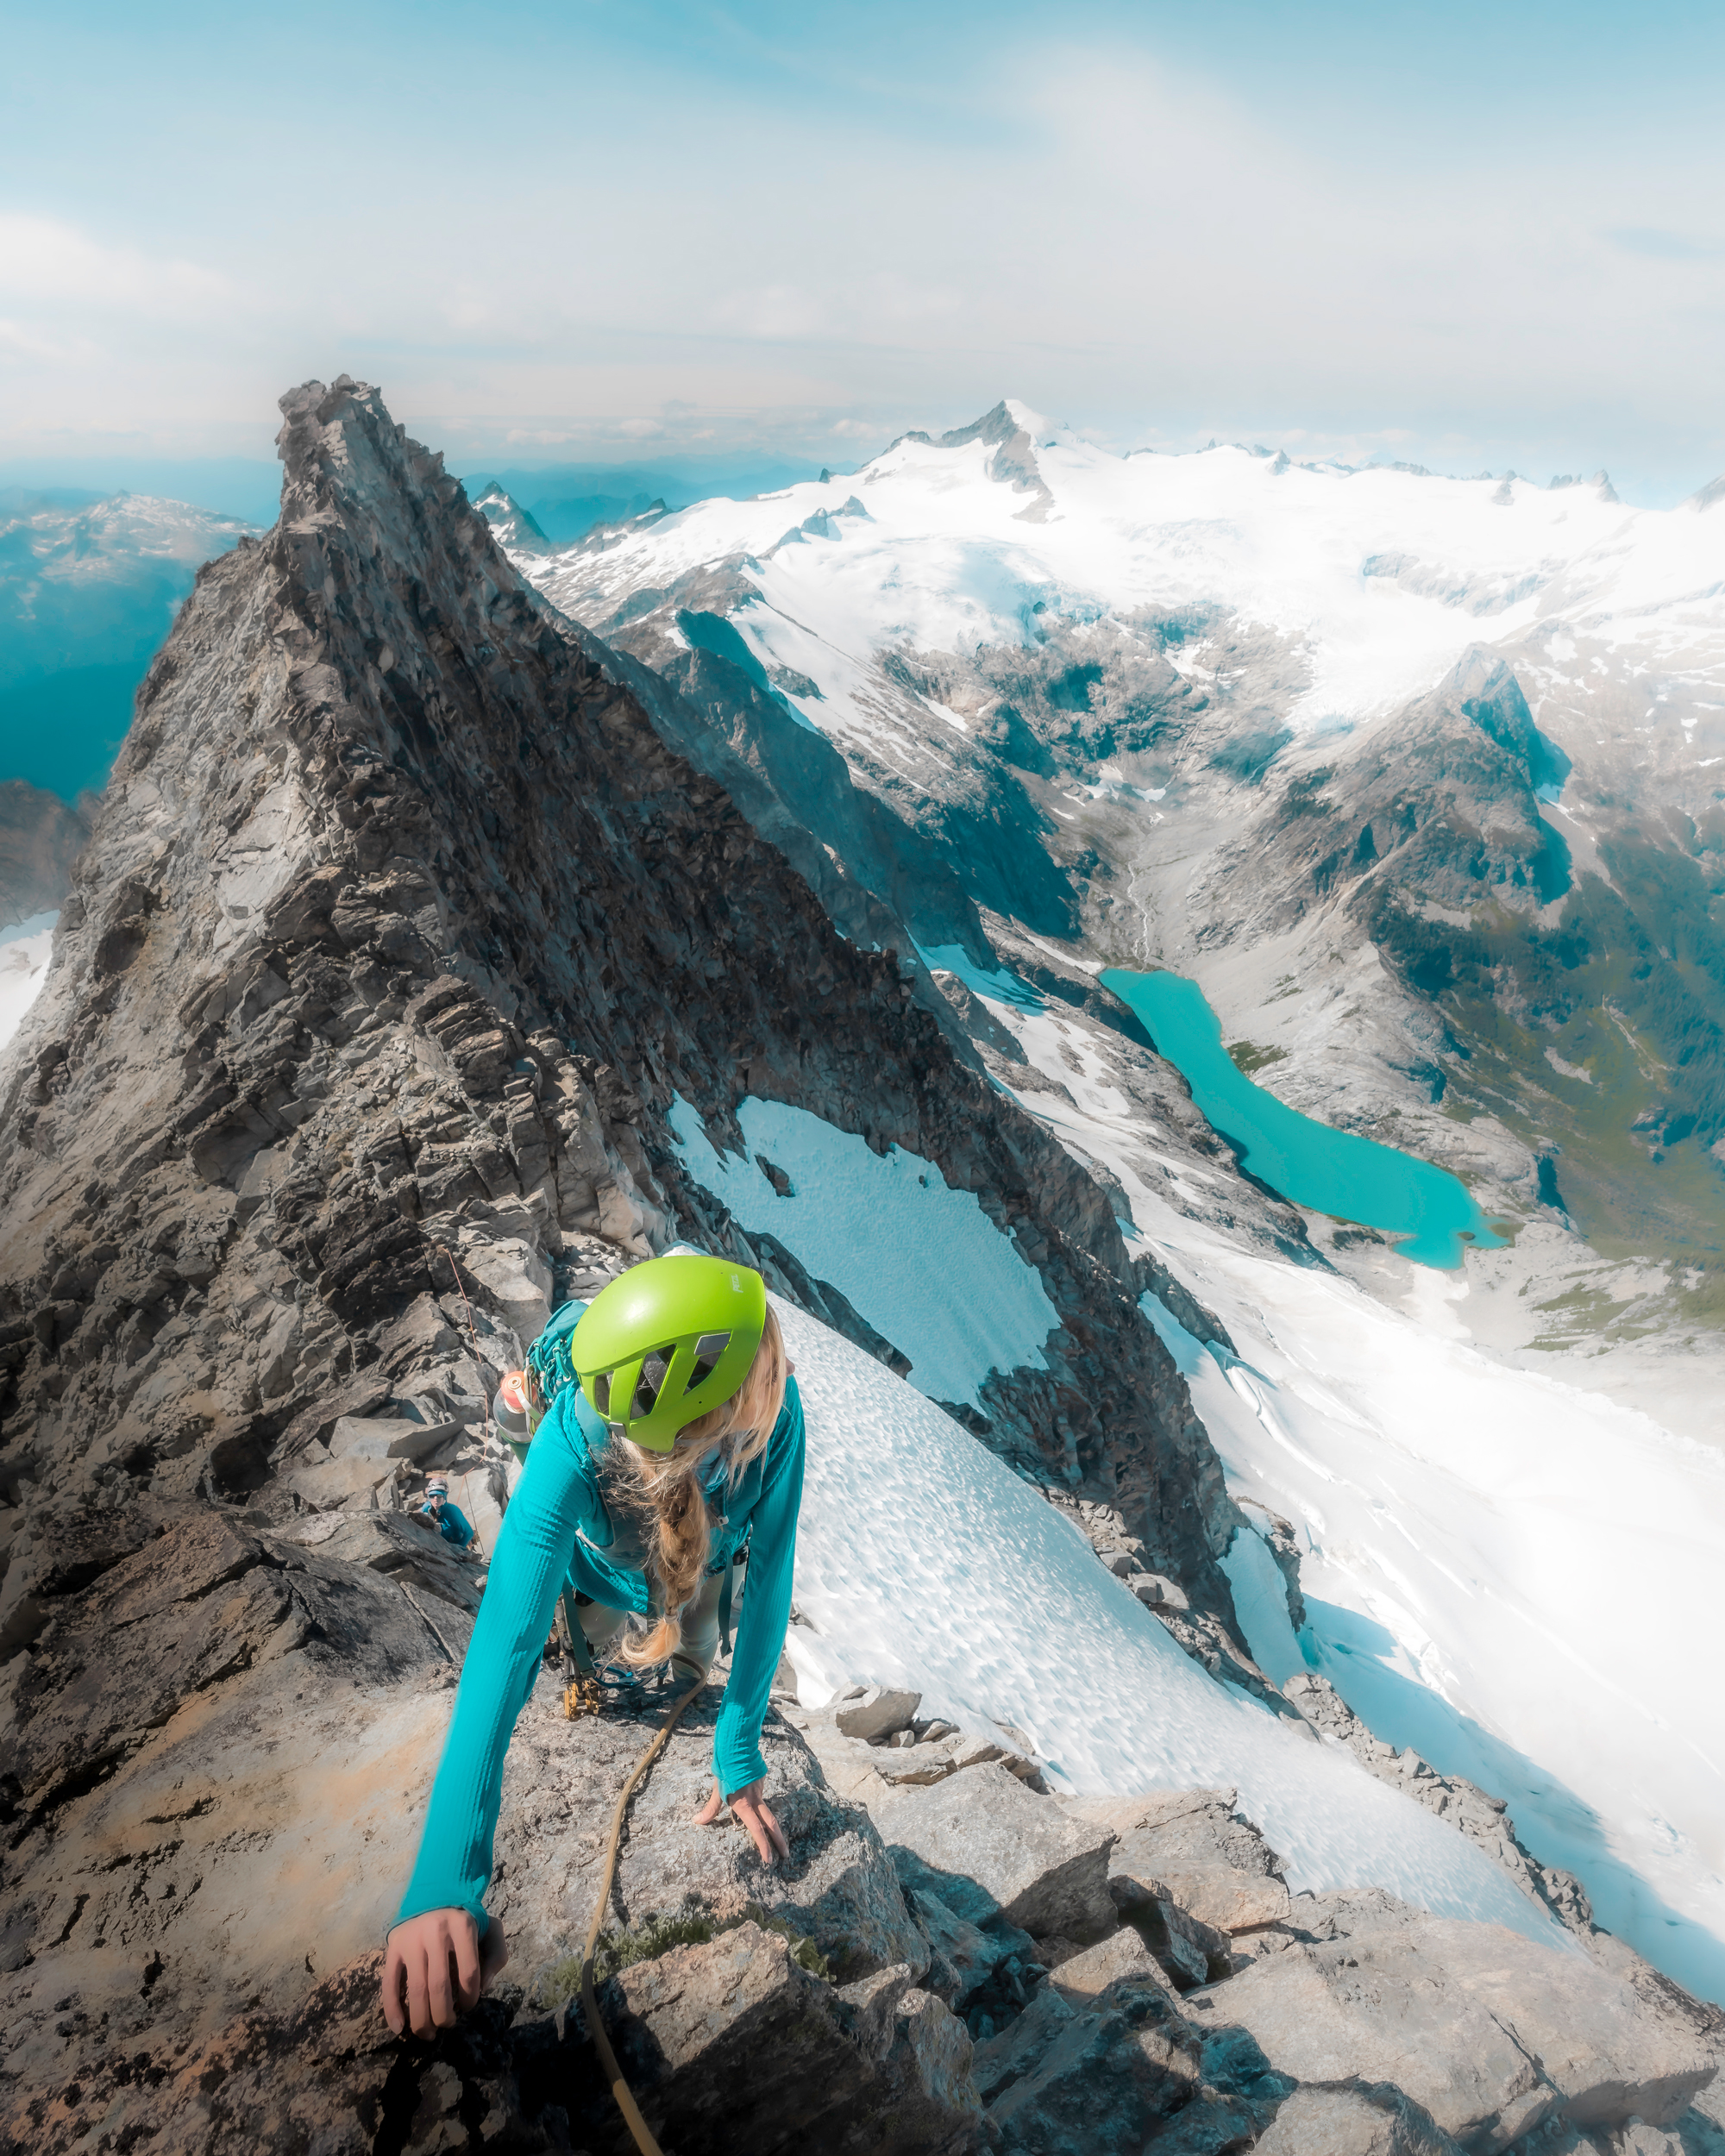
[382,1908,510,2038]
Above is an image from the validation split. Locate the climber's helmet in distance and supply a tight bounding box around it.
[573,1252,767,1453]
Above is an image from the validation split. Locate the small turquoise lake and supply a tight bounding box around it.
[1100,968,1505,1270]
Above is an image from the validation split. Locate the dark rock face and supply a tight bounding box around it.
[0,779,87,928]
[0,377,1239,1600]
[1229,651,1576,931]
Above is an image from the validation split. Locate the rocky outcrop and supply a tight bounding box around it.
[1186,1887,1719,2152]
[5,1513,1718,2155]
[876,1763,1119,1945]
[1059,1789,1294,1937]
[0,1529,975,2155]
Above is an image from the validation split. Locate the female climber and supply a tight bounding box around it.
[380,1249,805,2039]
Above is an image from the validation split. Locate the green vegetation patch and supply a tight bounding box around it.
[1226,1041,1289,1076]
[536,1902,833,2007]
[1363,823,1725,1277]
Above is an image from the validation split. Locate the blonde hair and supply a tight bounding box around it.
[616,1304,787,1667]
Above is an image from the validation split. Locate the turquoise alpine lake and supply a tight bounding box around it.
[1100,968,1505,1270]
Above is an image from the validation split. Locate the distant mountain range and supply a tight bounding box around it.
[513,400,1725,1363]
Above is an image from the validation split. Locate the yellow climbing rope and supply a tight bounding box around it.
[580,1677,706,2156]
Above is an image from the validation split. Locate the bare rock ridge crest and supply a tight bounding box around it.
[2,379,1721,2152]
[0,374,1229,1589]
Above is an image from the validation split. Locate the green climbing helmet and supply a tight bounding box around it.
[573,1251,768,1453]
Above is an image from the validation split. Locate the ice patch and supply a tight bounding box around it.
[913,942,1041,1007]
[782,1296,1570,1952]
[1220,1516,1308,1689]
[668,1095,1057,1406]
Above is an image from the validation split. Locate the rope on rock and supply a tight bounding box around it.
[580,1677,706,2156]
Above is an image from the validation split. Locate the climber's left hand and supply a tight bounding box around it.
[695,1777,789,1865]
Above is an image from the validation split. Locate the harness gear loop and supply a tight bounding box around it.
[717,1538,748,1660]
[559,1586,604,1720]
[580,1677,706,2156]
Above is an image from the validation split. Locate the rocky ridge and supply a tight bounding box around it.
[0,378,1270,2139]
[7,1648,1718,2155]
[0,376,1244,1596]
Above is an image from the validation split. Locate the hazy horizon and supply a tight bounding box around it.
[3,0,1724,507]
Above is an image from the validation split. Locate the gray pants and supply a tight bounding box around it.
[578,1564,726,1686]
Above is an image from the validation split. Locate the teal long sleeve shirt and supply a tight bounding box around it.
[392,1373,806,1937]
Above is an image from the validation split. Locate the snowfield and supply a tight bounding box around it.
[965,973,1725,2003]
[1144,1252,1725,2005]
[0,914,56,1056]
[664,977,1725,1999]
[778,1294,1571,1954]
[668,1094,1057,1407]
[527,399,1725,769]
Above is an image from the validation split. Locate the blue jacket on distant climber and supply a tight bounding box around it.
[418,1479,474,1547]
[380,1250,804,2042]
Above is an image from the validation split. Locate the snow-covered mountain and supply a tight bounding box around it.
[470,480,550,556]
[502,403,1725,2001]
[517,400,1725,1386]
[522,397,1725,1259]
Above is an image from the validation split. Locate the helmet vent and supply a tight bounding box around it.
[687,1331,731,1392]
[591,1372,612,1414]
[636,1351,671,1418]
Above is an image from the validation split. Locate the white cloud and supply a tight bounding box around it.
[0,317,97,365]
[0,214,229,318]
[1,38,1721,495]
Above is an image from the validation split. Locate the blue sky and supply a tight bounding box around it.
[3,1,1722,503]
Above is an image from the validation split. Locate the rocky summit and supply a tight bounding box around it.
[1,380,1722,2153]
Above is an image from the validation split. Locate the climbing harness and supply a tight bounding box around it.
[554,1588,662,1720]
[580,1676,707,2156]
[718,1539,748,1661]
[558,1586,604,1720]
